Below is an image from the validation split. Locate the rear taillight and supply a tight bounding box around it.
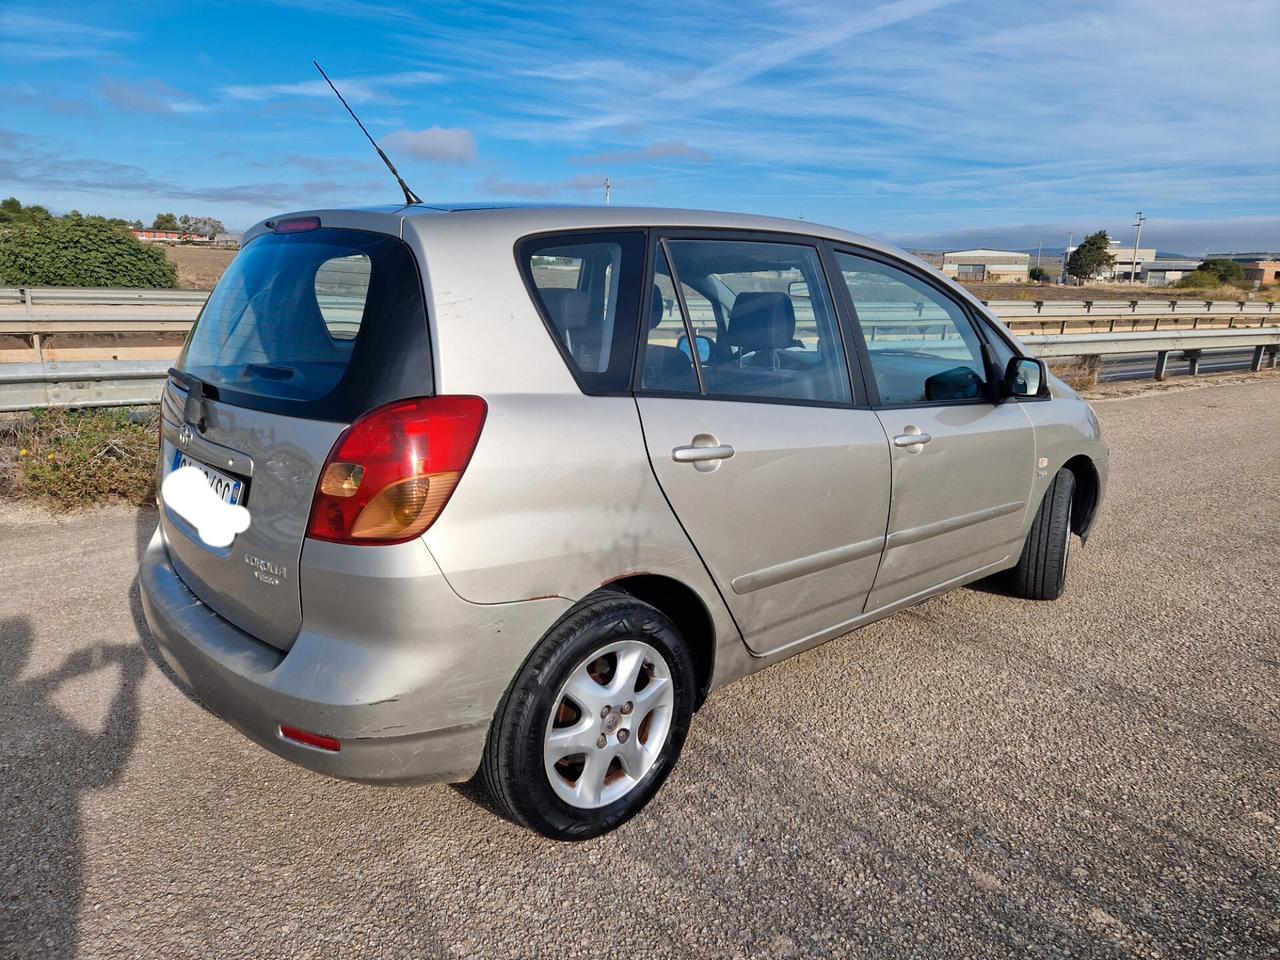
[306,396,487,545]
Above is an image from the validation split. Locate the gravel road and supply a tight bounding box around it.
[2,376,1277,959]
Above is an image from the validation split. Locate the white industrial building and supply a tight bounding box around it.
[941,249,1031,283]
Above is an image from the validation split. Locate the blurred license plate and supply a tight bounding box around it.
[171,451,244,506]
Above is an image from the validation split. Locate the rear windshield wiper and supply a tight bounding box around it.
[244,362,297,381]
[167,367,219,428]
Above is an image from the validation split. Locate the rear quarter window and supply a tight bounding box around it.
[179,227,432,420]
[518,231,646,393]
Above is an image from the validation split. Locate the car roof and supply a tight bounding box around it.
[254,202,880,247]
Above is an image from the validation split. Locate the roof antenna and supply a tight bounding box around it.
[313,60,421,206]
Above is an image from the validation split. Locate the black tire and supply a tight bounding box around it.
[1009,468,1076,600]
[480,590,696,840]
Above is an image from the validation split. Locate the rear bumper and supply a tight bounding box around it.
[139,524,570,784]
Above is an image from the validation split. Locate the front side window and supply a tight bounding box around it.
[647,239,852,405]
[520,231,645,393]
[836,252,988,405]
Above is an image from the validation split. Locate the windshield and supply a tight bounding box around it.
[179,227,432,420]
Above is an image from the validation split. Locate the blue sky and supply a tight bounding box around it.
[2,0,1277,252]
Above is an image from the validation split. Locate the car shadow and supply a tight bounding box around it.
[0,616,146,959]
[129,505,204,710]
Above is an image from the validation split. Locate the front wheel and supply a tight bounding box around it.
[480,591,695,840]
[1008,468,1076,600]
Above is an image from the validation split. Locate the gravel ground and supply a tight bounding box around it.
[2,376,1277,959]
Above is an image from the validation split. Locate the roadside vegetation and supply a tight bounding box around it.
[0,407,157,509]
[0,198,178,288]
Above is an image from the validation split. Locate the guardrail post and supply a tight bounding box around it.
[1268,346,1279,369]
[1183,350,1202,376]
[1251,345,1266,372]
[31,332,43,364]
[1153,350,1169,381]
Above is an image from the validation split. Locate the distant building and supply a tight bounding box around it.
[131,228,213,245]
[213,232,242,249]
[941,249,1030,283]
[1239,260,1280,285]
[1104,239,1156,282]
[1062,239,1156,282]
[1141,260,1201,287]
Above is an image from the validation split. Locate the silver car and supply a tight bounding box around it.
[140,204,1108,839]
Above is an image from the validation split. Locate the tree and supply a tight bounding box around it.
[0,216,177,288]
[1066,230,1115,283]
[1196,258,1245,284]
[187,216,226,238]
[1029,265,1050,283]
[0,197,53,226]
[1175,269,1225,289]
[151,212,180,231]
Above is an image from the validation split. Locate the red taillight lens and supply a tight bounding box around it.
[273,216,321,234]
[306,396,487,545]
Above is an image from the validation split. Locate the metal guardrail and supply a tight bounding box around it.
[0,360,171,412]
[0,288,1278,409]
[0,329,1274,412]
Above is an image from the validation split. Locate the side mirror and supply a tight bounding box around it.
[678,334,713,363]
[1003,356,1047,398]
[788,280,810,300]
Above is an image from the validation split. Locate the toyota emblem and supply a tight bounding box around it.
[179,424,193,449]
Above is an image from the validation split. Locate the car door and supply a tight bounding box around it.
[635,234,891,656]
[831,250,1037,612]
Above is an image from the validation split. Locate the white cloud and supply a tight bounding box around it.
[383,127,477,164]
[220,70,443,105]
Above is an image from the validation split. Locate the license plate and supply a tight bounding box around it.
[171,451,244,506]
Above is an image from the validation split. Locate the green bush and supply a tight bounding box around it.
[1175,269,1232,289]
[0,407,158,509]
[0,214,177,288]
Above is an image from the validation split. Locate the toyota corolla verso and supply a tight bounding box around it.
[139,204,1108,839]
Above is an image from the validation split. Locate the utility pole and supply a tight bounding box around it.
[1130,211,1147,284]
[603,177,611,206]
[1062,229,1074,285]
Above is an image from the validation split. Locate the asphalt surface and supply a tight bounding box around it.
[2,374,1278,959]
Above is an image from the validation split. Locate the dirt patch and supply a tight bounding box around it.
[162,246,235,290]
[1079,367,1279,402]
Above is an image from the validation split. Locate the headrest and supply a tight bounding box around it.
[727,292,795,351]
[650,284,665,329]
[538,287,592,331]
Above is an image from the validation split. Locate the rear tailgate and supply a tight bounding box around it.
[159,382,345,650]
[156,221,433,652]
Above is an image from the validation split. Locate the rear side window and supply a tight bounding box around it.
[519,231,646,393]
[179,227,431,420]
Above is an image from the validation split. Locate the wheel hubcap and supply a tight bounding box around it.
[543,639,674,809]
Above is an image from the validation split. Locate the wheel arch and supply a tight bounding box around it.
[1061,454,1101,542]
[603,574,716,710]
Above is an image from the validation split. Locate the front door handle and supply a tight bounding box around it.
[892,429,932,448]
[672,443,735,463]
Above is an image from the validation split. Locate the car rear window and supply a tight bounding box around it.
[178,227,432,420]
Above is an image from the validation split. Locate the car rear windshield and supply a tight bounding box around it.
[178,227,432,420]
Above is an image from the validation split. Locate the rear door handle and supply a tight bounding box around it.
[672,444,736,463]
[892,431,932,447]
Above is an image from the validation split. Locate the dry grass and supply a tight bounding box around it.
[161,245,236,289]
[0,407,158,509]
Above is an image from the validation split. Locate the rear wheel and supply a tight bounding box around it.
[481,591,695,840]
[1009,468,1076,600]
